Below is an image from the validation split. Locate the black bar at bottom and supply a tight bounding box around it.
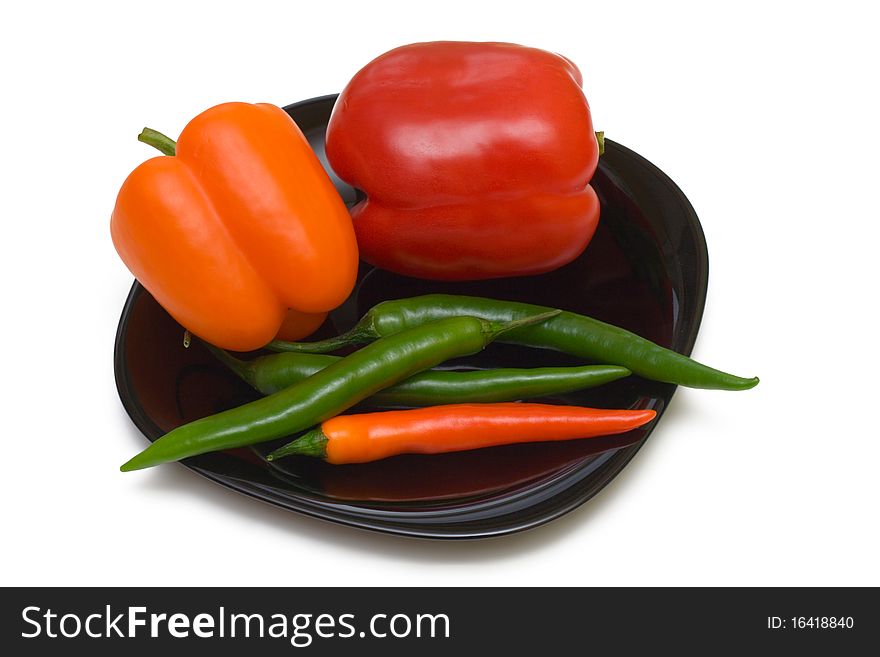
[1,587,874,654]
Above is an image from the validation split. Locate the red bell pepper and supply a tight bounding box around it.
[326,41,602,281]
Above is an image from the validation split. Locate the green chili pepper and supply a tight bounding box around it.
[120,312,559,471]
[206,345,632,404]
[268,294,758,391]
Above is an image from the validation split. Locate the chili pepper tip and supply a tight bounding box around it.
[732,375,759,390]
[119,456,144,472]
[120,442,171,471]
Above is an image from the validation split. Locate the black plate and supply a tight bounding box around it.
[114,94,708,539]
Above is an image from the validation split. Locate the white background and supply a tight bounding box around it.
[2,0,877,587]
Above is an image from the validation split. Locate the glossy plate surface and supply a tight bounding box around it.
[114,94,708,539]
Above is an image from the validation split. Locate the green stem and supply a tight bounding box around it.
[486,310,562,339]
[138,127,177,155]
[596,131,605,156]
[267,428,328,461]
[267,312,561,354]
[266,326,376,354]
[201,342,255,389]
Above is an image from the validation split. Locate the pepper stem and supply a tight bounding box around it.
[138,127,177,155]
[266,428,328,461]
[266,324,376,354]
[201,342,257,389]
[596,131,605,156]
[485,310,561,341]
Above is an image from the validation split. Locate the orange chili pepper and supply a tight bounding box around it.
[268,403,657,464]
[111,102,358,351]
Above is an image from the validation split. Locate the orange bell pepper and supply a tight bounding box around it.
[111,102,358,351]
[274,308,329,342]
